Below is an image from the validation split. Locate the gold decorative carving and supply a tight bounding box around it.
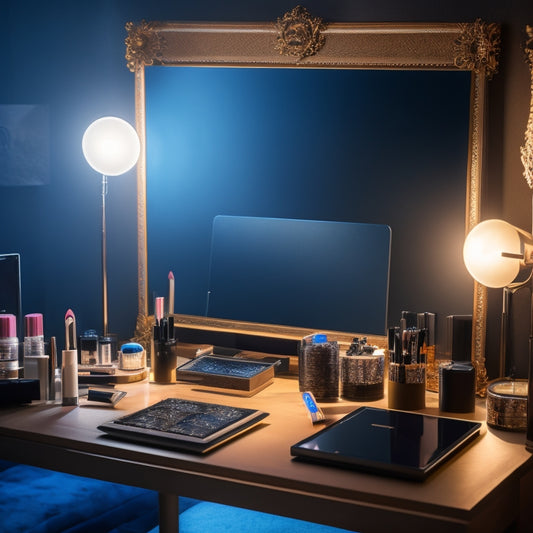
[125,20,165,72]
[275,6,326,60]
[454,19,501,79]
[520,25,533,190]
[132,312,154,354]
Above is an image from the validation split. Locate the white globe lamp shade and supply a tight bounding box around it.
[463,219,522,288]
[82,117,140,176]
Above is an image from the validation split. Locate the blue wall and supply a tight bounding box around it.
[145,66,471,339]
[1,0,530,377]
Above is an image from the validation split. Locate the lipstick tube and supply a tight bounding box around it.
[62,349,78,406]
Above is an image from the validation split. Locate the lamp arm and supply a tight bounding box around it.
[506,269,533,294]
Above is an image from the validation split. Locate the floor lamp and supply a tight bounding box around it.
[82,116,140,336]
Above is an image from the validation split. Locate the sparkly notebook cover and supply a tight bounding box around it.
[176,356,275,393]
[98,398,268,453]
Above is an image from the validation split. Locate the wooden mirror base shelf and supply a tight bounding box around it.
[135,313,388,375]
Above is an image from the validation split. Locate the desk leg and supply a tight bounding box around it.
[158,492,179,533]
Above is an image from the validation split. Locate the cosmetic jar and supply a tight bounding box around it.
[23,313,45,357]
[486,379,527,431]
[0,314,19,379]
[299,334,339,401]
[79,330,99,365]
[119,342,145,370]
[340,351,384,401]
[439,361,476,413]
[99,336,113,365]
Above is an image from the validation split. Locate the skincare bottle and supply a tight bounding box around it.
[24,313,45,356]
[0,314,19,379]
[23,313,49,401]
[99,335,113,365]
[62,349,78,406]
[79,330,99,365]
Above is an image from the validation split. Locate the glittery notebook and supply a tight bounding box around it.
[98,398,268,453]
[176,355,275,394]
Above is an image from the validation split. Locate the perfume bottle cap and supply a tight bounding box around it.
[25,313,43,337]
[0,314,17,338]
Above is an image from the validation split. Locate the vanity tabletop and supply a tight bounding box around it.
[0,375,531,533]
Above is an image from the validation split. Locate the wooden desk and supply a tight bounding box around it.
[0,377,531,533]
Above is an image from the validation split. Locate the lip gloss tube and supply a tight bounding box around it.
[0,314,19,379]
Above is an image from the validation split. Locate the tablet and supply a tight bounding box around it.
[98,398,268,454]
[290,406,482,480]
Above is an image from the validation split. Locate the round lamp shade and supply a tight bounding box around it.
[82,117,140,176]
[463,219,522,288]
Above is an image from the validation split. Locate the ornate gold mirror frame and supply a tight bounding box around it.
[126,7,500,395]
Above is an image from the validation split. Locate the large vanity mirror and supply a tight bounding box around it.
[126,7,500,393]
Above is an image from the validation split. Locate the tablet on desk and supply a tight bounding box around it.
[98,398,268,454]
[290,407,482,481]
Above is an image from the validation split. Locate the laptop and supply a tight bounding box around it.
[290,406,482,481]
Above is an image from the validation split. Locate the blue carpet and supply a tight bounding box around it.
[149,500,356,533]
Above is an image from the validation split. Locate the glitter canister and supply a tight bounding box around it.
[299,334,339,401]
[340,351,385,401]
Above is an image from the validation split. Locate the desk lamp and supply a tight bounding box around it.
[463,218,533,448]
[82,117,140,336]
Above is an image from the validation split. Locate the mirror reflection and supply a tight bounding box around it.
[146,66,473,337]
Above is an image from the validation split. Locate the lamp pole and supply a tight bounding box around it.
[82,116,140,338]
[102,174,109,336]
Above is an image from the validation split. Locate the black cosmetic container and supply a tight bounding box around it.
[439,361,476,413]
[152,316,178,384]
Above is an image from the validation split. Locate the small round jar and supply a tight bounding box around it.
[486,379,528,431]
[340,352,384,401]
[119,342,145,370]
